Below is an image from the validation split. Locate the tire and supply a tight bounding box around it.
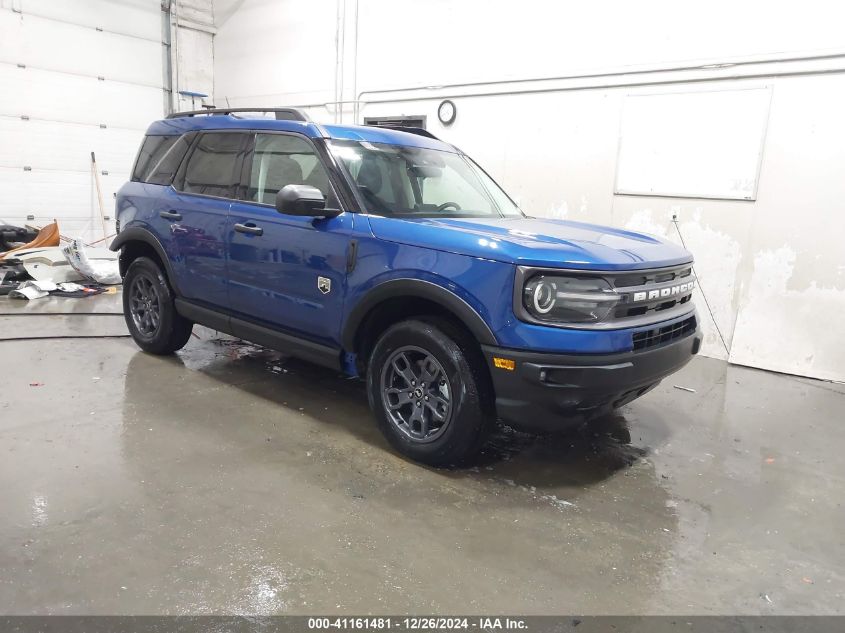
[122,256,192,355]
[367,318,494,467]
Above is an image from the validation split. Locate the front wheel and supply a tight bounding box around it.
[123,256,192,355]
[367,319,493,467]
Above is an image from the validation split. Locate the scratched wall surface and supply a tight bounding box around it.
[212,0,845,381]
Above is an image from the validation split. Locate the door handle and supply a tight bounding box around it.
[234,222,263,236]
[160,210,182,221]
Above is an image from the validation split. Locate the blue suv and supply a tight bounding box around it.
[113,107,700,466]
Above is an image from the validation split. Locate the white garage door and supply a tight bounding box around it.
[0,0,164,243]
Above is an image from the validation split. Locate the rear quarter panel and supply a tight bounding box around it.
[116,181,173,257]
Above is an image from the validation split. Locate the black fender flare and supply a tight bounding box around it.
[110,227,181,294]
[341,278,498,350]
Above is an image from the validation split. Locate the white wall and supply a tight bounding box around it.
[215,0,845,381]
[0,0,213,243]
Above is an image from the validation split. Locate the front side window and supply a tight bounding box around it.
[328,140,523,218]
[180,132,246,198]
[247,134,330,204]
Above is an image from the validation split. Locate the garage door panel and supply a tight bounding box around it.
[0,2,162,243]
[0,167,96,220]
[100,172,133,213]
[0,169,132,207]
[0,13,26,60]
[95,32,162,87]
[0,118,143,174]
[0,13,162,86]
[15,0,161,41]
[0,167,127,239]
[0,66,162,130]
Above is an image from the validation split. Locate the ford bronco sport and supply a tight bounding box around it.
[113,107,701,466]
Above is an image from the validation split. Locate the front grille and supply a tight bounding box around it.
[632,315,697,351]
[617,293,692,319]
[514,263,696,331]
[611,265,694,321]
[612,266,693,289]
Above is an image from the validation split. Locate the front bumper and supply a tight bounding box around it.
[482,325,701,432]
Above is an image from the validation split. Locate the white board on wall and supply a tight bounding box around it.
[615,87,772,200]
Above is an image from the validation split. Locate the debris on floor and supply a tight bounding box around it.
[0,221,39,251]
[15,247,87,283]
[0,222,120,300]
[8,280,58,300]
[673,385,697,393]
[0,220,60,260]
[63,239,120,285]
[8,280,108,300]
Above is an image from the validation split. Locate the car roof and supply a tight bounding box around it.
[145,113,455,152]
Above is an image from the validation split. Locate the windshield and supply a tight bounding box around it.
[328,140,523,218]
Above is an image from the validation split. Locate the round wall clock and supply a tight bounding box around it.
[437,100,457,126]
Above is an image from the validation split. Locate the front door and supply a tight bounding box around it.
[226,132,352,347]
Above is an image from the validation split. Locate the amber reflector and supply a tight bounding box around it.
[493,357,515,371]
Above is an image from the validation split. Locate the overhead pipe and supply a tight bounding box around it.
[242,49,845,122]
[350,49,845,122]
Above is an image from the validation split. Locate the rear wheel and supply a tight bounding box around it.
[123,256,192,355]
[367,319,493,467]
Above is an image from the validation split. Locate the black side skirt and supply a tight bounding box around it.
[175,298,342,371]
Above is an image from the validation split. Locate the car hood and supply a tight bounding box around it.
[367,215,692,270]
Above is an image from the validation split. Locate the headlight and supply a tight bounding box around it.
[522,274,620,324]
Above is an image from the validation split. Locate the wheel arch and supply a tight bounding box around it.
[342,279,498,369]
[111,228,180,294]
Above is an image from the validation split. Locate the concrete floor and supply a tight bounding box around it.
[0,292,843,615]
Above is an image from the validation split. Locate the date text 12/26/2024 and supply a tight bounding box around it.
[308,617,527,631]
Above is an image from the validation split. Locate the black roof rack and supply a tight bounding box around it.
[166,107,311,122]
[365,124,440,140]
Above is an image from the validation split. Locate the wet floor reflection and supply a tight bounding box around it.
[4,332,843,614]
[110,333,681,613]
[127,333,662,483]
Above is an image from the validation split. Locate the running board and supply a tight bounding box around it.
[175,298,342,371]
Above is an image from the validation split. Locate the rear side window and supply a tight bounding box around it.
[132,134,192,185]
[179,133,246,198]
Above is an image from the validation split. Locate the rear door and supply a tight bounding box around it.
[226,132,353,347]
[166,131,249,309]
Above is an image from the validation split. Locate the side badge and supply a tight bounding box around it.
[317,276,331,294]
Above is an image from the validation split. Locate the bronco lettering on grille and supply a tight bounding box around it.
[631,280,695,303]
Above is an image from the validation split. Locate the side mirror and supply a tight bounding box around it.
[275,184,340,218]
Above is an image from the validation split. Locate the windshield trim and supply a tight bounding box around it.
[463,155,524,219]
